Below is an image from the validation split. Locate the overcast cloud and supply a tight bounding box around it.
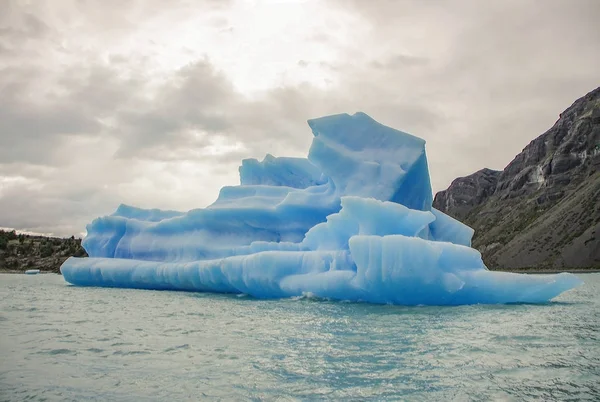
[0,0,599,236]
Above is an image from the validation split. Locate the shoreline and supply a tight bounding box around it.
[491,269,600,274]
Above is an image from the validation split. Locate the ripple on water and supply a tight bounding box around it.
[110,342,134,347]
[112,350,152,356]
[42,348,77,356]
[163,344,190,353]
[0,273,599,401]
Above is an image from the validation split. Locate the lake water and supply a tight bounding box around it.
[1,273,599,401]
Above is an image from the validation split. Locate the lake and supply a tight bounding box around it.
[1,273,599,401]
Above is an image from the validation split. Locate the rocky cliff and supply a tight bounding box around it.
[433,87,600,269]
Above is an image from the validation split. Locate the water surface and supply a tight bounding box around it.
[1,273,599,401]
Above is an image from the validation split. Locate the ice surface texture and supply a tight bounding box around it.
[61,112,582,305]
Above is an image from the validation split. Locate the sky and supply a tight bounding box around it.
[0,0,599,237]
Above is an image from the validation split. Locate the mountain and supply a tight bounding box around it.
[433,87,600,270]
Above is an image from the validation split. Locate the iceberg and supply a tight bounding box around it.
[61,112,583,305]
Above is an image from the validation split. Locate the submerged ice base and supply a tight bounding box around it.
[61,112,583,305]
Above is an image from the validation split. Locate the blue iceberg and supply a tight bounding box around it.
[61,112,582,305]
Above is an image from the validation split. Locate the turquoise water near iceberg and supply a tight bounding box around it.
[1,273,599,401]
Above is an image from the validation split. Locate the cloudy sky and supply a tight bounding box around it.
[1,0,599,237]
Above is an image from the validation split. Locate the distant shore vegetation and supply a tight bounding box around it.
[0,229,87,273]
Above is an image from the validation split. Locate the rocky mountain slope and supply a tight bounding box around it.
[434,87,600,270]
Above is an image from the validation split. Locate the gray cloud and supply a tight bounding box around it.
[0,0,599,236]
[338,0,600,184]
[370,54,429,69]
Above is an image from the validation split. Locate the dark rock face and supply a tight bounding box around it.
[433,168,500,221]
[433,87,600,269]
